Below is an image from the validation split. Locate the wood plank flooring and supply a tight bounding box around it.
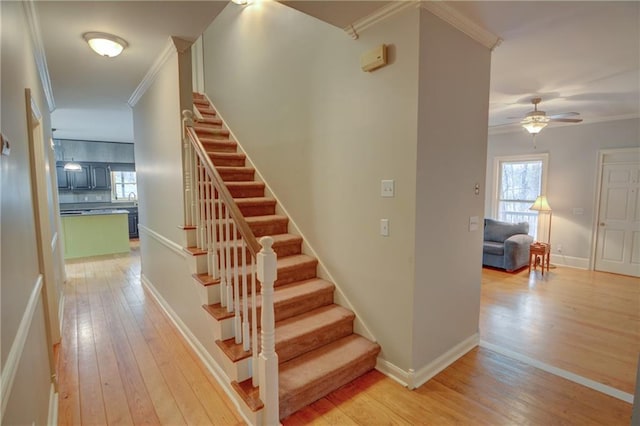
[57,241,244,426]
[57,244,634,425]
[480,266,640,394]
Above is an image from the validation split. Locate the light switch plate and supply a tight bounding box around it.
[380,219,389,236]
[381,180,394,197]
[469,216,479,231]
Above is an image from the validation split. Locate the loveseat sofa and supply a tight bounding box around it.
[482,218,533,271]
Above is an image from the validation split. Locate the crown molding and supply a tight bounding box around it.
[420,1,502,51]
[344,1,420,40]
[128,37,177,108]
[23,0,56,112]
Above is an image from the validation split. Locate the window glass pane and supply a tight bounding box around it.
[124,184,137,198]
[497,158,544,238]
[123,172,136,184]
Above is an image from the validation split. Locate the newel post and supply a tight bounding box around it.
[257,236,279,425]
[181,110,194,226]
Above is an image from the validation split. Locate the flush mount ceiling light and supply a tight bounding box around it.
[83,32,128,57]
[231,0,248,4]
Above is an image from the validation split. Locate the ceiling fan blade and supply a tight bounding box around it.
[548,112,580,119]
[549,118,583,123]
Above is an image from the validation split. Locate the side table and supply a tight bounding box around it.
[529,243,550,275]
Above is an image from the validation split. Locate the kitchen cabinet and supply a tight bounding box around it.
[91,164,111,190]
[127,208,138,238]
[56,162,113,191]
[56,164,71,189]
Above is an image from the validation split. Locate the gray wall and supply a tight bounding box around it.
[486,118,640,266]
[1,2,56,424]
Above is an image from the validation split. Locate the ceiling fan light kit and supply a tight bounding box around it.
[83,32,128,57]
[517,97,583,135]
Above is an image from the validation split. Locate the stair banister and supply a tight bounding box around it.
[182,109,278,422]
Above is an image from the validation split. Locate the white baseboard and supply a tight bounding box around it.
[1,275,44,422]
[550,254,589,270]
[480,340,634,404]
[140,274,256,426]
[376,333,479,390]
[48,383,58,426]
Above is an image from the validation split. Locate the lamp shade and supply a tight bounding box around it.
[530,195,552,212]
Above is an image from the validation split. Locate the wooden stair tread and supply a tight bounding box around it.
[196,117,222,125]
[184,246,207,256]
[203,303,233,321]
[278,334,381,418]
[231,379,263,412]
[193,273,219,287]
[194,126,230,136]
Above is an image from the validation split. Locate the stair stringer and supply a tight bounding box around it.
[201,93,378,345]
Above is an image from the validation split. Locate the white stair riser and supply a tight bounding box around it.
[186,253,208,274]
[194,281,221,305]
[218,350,252,382]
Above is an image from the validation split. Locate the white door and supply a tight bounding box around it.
[595,163,640,277]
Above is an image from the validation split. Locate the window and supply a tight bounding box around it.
[111,171,138,201]
[493,154,548,238]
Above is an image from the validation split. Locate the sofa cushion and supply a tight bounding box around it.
[484,218,529,243]
[483,241,504,256]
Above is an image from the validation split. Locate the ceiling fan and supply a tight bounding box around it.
[513,97,583,134]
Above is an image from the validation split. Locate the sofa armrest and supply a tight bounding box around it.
[503,234,534,271]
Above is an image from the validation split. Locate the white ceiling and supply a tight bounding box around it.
[33,1,639,141]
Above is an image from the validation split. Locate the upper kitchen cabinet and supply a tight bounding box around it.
[56,162,113,191]
[91,164,111,190]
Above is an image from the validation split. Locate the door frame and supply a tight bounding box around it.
[590,147,640,271]
[25,88,61,389]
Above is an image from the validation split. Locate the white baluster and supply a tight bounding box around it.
[233,222,241,344]
[258,237,279,424]
[251,256,259,388]
[194,159,202,248]
[241,239,250,351]
[225,206,233,311]
[198,163,206,249]
[217,191,227,308]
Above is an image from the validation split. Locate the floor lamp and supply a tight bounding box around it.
[530,195,552,245]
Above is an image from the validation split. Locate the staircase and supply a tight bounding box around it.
[183,93,380,422]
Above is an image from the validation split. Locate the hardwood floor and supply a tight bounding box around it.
[57,242,244,425]
[57,244,634,425]
[480,265,640,395]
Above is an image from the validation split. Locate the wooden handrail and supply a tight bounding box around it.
[184,124,261,257]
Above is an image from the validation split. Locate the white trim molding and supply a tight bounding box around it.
[480,340,634,404]
[140,274,254,426]
[550,254,589,270]
[343,0,502,51]
[420,2,502,50]
[22,0,55,112]
[1,275,44,421]
[375,333,479,390]
[344,1,419,39]
[128,38,177,108]
[138,224,186,258]
[47,383,58,426]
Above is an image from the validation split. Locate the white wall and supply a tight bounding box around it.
[202,2,420,371]
[1,2,56,424]
[52,107,134,143]
[486,118,640,266]
[132,40,226,372]
[412,9,491,370]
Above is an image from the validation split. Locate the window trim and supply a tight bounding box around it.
[111,170,138,202]
[492,153,549,220]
